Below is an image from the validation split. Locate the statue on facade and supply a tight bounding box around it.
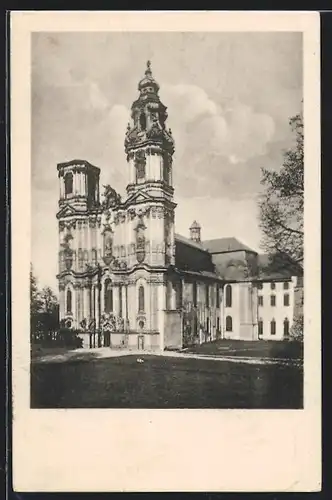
[102,184,121,210]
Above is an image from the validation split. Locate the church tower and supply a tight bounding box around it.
[123,61,176,269]
[56,160,102,330]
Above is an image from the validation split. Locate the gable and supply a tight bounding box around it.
[126,190,154,205]
[56,204,77,219]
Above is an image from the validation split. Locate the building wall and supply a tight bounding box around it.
[220,282,258,341]
[256,278,295,340]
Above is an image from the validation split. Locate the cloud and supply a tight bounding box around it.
[88,82,109,111]
[31,32,302,288]
[163,83,275,164]
[176,195,261,252]
[160,83,276,198]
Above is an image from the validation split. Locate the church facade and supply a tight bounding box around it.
[56,62,303,350]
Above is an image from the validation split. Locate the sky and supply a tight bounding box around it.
[31,31,303,292]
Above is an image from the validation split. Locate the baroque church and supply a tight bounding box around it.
[56,62,303,350]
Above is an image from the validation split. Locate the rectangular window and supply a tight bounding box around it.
[284,293,290,306]
[271,295,276,306]
[257,282,263,290]
[283,282,289,290]
[258,296,264,306]
[270,282,276,290]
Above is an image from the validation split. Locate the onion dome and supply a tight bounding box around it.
[190,220,201,230]
[138,60,160,94]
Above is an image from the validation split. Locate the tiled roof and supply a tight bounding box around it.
[178,269,223,281]
[202,237,256,254]
[175,233,208,252]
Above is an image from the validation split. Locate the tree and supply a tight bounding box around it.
[39,286,59,331]
[259,113,304,269]
[30,265,60,341]
[259,113,304,341]
[30,265,43,337]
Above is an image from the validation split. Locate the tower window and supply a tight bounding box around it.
[226,316,233,332]
[64,173,73,195]
[270,319,276,335]
[225,284,232,308]
[66,289,72,314]
[91,248,97,265]
[87,174,96,205]
[139,112,147,130]
[104,280,113,313]
[138,285,145,312]
[136,160,145,181]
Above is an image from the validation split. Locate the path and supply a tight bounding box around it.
[33,347,302,367]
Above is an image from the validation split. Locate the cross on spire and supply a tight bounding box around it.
[145,60,152,76]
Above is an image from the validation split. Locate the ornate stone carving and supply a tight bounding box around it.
[119,213,126,224]
[102,224,113,266]
[102,184,122,210]
[135,220,146,264]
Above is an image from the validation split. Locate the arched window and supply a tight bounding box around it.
[226,315,233,332]
[270,319,276,335]
[66,289,72,314]
[284,318,290,337]
[64,173,73,195]
[104,280,113,313]
[138,285,145,312]
[136,160,145,181]
[91,248,97,265]
[225,284,232,308]
[258,319,264,337]
[78,248,84,270]
[139,112,146,130]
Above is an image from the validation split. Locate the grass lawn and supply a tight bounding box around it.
[185,339,303,360]
[31,354,303,409]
